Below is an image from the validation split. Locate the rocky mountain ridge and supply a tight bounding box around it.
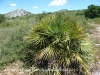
[5,9,32,18]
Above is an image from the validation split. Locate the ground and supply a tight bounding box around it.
[88,22,100,75]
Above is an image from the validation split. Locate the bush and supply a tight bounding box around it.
[23,12,95,75]
[0,25,30,69]
[0,14,6,23]
[84,4,100,18]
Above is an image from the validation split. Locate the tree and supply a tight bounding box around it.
[0,14,6,23]
[24,12,94,75]
[84,4,100,18]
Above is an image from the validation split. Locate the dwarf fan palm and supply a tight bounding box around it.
[24,12,94,75]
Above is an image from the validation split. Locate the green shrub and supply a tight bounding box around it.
[0,14,6,24]
[23,12,95,75]
[0,25,30,69]
[84,4,100,19]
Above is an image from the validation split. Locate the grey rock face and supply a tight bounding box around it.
[5,9,32,18]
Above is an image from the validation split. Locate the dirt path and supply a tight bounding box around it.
[88,23,100,56]
[0,60,30,75]
[88,23,100,44]
[88,23,100,75]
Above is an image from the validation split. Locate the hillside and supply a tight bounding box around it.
[5,9,32,18]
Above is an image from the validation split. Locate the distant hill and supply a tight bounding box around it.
[5,9,32,18]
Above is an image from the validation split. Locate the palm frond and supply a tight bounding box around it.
[24,12,95,75]
[36,47,54,60]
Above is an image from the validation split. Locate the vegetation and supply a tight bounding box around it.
[84,4,100,19]
[0,14,6,24]
[0,5,98,74]
[87,18,100,24]
[0,25,30,69]
[0,15,36,69]
[24,12,94,75]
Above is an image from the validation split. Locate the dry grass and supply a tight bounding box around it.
[87,22,100,75]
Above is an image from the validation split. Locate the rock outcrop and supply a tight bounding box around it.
[5,9,32,18]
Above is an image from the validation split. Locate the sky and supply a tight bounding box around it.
[0,0,100,14]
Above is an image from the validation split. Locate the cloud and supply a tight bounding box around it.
[33,6,38,9]
[10,3,17,7]
[48,0,67,7]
